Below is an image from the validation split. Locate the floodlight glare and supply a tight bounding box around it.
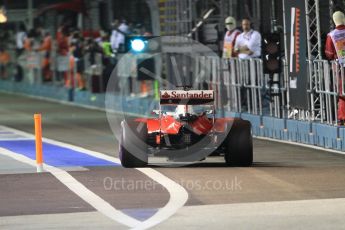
[131,39,146,52]
[0,7,7,23]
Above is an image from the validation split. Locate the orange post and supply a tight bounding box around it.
[34,114,44,172]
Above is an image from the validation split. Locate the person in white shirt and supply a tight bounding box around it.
[110,20,120,51]
[110,19,129,53]
[234,18,262,59]
[117,21,129,44]
[16,24,27,57]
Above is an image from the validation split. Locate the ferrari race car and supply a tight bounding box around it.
[119,88,253,167]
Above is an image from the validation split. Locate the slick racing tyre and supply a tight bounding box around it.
[119,119,148,168]
[224,119,253,167]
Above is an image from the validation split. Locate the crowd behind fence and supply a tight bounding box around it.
[1,46,159,97]
[0,47,100,86]
[15,47,106,92]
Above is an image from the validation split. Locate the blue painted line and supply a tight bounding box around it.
[121,208,158,221]
[0,140,119,167]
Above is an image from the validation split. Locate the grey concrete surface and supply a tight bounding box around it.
[152,199,345,230]
[0,211,127,230]
[0,154,36,174]
[0,172,94,216]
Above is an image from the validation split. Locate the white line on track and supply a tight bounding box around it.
[134,168,188,230]
[0,147,141,228]
[0,126,189,229]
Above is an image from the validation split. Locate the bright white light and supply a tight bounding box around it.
[0,8,7,23]
[0,15,6,23]
[131,39,146,52]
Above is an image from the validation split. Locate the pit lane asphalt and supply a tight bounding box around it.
[1,92,345,229]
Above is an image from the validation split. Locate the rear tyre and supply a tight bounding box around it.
[224,119,253,167]
[119,119,148,168]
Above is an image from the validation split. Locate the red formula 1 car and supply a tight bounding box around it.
[119,89,253,167]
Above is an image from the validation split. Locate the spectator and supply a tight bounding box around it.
[118,20,129,49]
[15,24,26,82]
[67,41,85,90]
[222,16,241,59]
[23,29,41,84]
[101,33,113,58]
[56,26,70,84]
[16,24,26,57]
[234,18,262,108]
[110,19,120,52]
[73,37,86,90]
[0,47,10,79]
[56,25,64,42]
[57,26,69,56]
[102,57,114,91]
[24,29,36,52]
[110,19,129,53]
[85,38,103,65]
[234,18,262,59]
[38,31,52,81]
[325,11,345,125]
[85,38,104,92]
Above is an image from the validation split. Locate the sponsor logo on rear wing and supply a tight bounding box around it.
[160,90,214,105]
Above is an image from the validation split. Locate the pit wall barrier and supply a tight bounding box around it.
[0,80,70,101]
[239,112,345,151]
[0,79,154,117]
[1,78,343,152]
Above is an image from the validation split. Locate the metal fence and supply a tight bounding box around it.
[194,56,345,127]
[310,60,342,126]
[194,57,285,117]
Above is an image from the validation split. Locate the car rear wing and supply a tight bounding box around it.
[160,90,214,105]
